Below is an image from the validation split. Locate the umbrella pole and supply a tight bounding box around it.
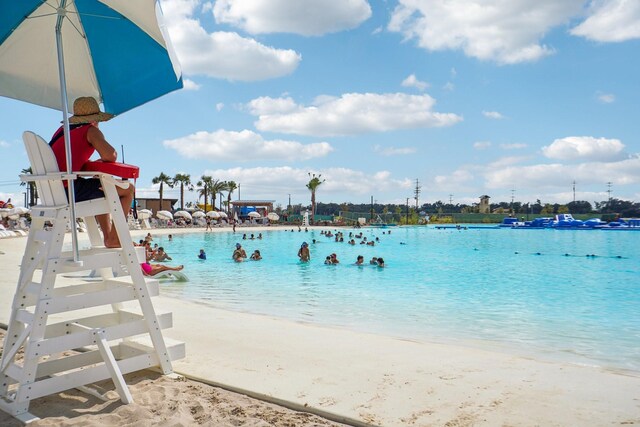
[56,5,82,266]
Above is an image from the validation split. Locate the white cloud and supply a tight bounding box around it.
[488,155,529,168]
[182,78,201,90]
[212,0,372,36]
[162,0,301,81]
[434,169,474,186]
[373,145,417,156]
[484,157,640,189]
[248,93,462,136]
[571,0,640,42]
[196,166,413,201]
[542,136,626,161]
[388,0,583,64]
[431,155,640,198]
[0,140,9,148]
[401,74,429,91]
[500,143,527,150]
[162,129,333,161]
[474,141,492,150]
[597,93,615,103]
[216,103,224,111]
[483,111,504,120]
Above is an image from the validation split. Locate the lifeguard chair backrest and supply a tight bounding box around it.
[23,131,69,208]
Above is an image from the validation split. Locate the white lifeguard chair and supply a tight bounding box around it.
[0,132,184,422]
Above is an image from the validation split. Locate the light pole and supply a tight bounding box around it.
[406,198,410,225]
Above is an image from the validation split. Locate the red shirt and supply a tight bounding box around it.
[50,124,94,173]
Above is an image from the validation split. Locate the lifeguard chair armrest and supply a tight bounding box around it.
[81,160,139,179]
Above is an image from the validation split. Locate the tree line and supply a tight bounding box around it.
[292,199,640,218]
[150,173,237,212]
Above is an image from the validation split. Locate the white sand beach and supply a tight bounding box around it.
[1,228,639,426]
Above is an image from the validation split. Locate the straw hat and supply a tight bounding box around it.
[69,97,114,123]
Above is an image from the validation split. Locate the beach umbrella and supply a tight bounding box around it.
[206,211,221,219]
[174,210,192,221]
[248,211,261,218]
[137,209,153,220]
[267,212,280,221]
[0,208,11,219]
[192,211,205,218]
[0,1,183,261]
[218,212,228,219]
[156,210,173,221]
[7,207,30,221]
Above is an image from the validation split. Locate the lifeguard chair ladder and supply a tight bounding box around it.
[0,132,184,422]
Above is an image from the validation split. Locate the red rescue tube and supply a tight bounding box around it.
[82,160,139,179]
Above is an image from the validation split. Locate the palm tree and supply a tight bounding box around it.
[19,166,38,207]
[197,175,213,211]
[172,173,193,210]
[152,172,172,212]
[306,173,325,225]
[224,180,237,215]
[210,179,227,212]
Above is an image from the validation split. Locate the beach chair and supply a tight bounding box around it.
[0,132,184,422]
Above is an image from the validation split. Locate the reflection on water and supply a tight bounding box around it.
[156,226,640,372]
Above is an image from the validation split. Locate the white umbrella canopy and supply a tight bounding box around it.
[0,208,12,219]
[192,211,205,218]
[206,211,220,219]
[218,212,228,218]
[248,211,261,218]
[9,207,30,216]
[7,207,30,220]
[174,210,192,221]
[137,209,153,220]
[156,210,173,221]
[267,212,280,221]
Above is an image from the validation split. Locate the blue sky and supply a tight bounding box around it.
[1,0,639,210]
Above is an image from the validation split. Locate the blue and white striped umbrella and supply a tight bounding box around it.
[0,0,183,115]
[0,0,183,261]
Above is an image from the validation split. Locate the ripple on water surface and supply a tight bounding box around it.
[155,226,640,372]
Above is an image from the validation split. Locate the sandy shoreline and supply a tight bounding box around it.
[1,228,639,426]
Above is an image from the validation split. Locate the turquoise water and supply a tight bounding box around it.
[153,226,640,372]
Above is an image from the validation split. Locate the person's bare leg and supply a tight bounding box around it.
[116,182,135,218]
[151,264,184,275]
[95,213,118,248]
[104,182,135,248]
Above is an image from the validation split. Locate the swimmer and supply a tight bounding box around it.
[232,243,247,262]
[376,257,385,268]
[369,257,378,265]
[141,262,184,276]
[198,249,206,260]
[355,255,364,265]
[250,250,262,261]
[324,256,332,265]
[298,242,310,262]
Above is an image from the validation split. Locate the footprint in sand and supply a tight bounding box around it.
[318,397,337,407]
[439,374,461,381]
